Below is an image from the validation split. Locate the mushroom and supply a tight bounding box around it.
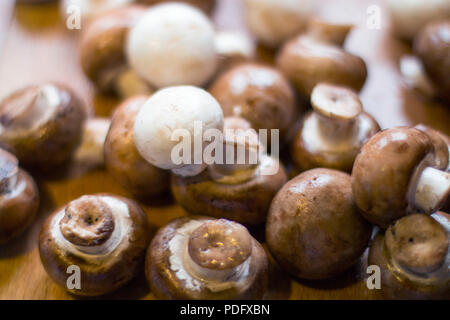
[146,216,269,299]
[352,127,450,228]
[104,96,170,199]
[126,3,218,88]
[79,5,153,96]
[136,0,216,14]
[242,0,314,47]
[0,84,86,171]
[39,194,150,296]
[415,124,449,171]
[209,63,299,147]
[385,0,450,41]
[266,168,372,280]
[60,0,134,24]
[276,19,367,100]
[0,148,39,245]
[171,117,288,225]
[291,83,380,172]
[413,20,450,104]
[214,31,255,75]
[73,117,111,169]
[368,213,449,299]
[133,85,224,177]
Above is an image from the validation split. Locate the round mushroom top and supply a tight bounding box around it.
[136,0,217,14]
[266,168,372,279]
[306,18,353,47]
[414,20,450,102]
[133,86,224,175]
[126,2,218,88]
[79,5,146,91]
[352,127,435,228]
[187,219,253,270]
[0,84,61,138]
[385,214,449,275]
[209,63,296,139]
[242,0,314,47]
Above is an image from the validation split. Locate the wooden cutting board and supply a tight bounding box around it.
[0,0,447,300]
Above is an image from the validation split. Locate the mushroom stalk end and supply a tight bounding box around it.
[414,167,450,213]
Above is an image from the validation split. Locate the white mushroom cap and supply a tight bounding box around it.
[243,0,314,47]
[214,31,255,60]
[126,3,218,88]
[60,0,133,24]
[134,86,224,176]
[386,0,450,40]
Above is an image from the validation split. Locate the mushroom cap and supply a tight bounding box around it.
[415,124,449,170]
[39,193,150,296]
[104,96,170,198]
[291,84,380,172]
[133,86,224,174]
[135,0,216,14]
[386,0,450,41]
[126,3,218,88]
[352,127,435,228]
[214,32,255,75]
[0,84,86,170]
[414,20,450,103]
[242,0,314,47]
[209,63,298,145]
[368,214,450,299]
[385,214,448,274]
[79,5,146,93]
[276,35,367,99]
[0,149,39,245]
[171,155,288,225]
[146,216,268,299]
[266,168,372,280]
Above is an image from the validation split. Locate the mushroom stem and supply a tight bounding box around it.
[414,167,450,213]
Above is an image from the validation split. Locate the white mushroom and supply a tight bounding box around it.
[242,0,314,47]
[133,86,224,177]
[126,3,218,88]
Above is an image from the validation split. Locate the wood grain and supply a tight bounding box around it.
[0,0,447,300]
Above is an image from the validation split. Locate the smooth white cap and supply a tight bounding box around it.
[133,86,224,175]
[126,3,218,88]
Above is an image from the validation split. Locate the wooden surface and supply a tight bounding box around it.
[0,0,448,300]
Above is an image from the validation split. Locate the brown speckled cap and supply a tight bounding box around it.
[209,63,298,145]
[266,168,372,280]
[352,127,435,228]
[80,5,146,93]
[414,20,450,103]
[104,96,170,199]
[0,84,86,171]
[276,35,367,100]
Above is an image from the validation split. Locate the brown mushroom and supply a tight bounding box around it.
[209,63,299,147]
[104,96,170,199]
[368,213,449,299]
[136,0,216,14]
[214,31,255,76]
[146,216,268,299]
[414,20,450,104]
[266,168,372,280]
[276,19,367,100]
[79,5,153,96]
[171,117,288,225]
[352,127,450,228]
[415,124,449,171]
[0,83,86,170]
[0,148,39,245]
[39,193,150,296]
[291,83,380,172]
